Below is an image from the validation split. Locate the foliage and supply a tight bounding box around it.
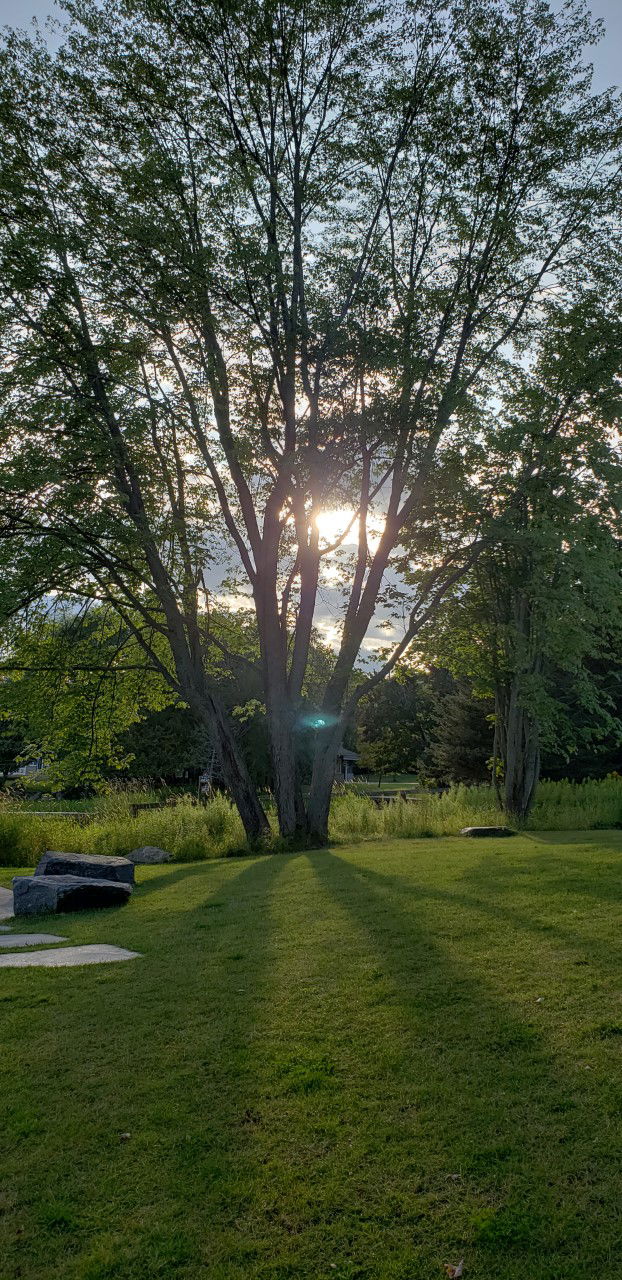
[0,603,340,791]
[0,712,26,781]
[386,284,622,820]
[0,604,174,788]
[357,670,432,780]
[1,0,620,841]
[119,705,212,782]
[426,682,495,784]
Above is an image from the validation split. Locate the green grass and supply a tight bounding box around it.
[3,831,622,1278]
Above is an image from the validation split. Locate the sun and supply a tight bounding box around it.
[314,507,384,553]
[313,507,357,545]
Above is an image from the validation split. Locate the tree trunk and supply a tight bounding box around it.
[307,724,343,845]
[173,652,271,846]
[266,693,305,840]
[491,704,503,806]
[204,692,272,845]
[497,682,540,825]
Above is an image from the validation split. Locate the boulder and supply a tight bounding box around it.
[460,826,515,838]
[13,874,133,916]
[35,850,134,885]
[127,845,173,864]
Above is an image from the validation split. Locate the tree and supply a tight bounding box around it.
[0,603,174,789]
[427,680,494,785]
[0,0,620,843]
[415,303,622,821]
[119,705,212,784]
[357,671,431,783]
[0,600,336,791]
[0,712,26,784]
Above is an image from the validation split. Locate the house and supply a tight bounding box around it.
[8,757,46,780]
[335,748,359,784]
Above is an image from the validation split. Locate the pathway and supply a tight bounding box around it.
[0,885,140,966]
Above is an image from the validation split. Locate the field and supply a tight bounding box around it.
[3,831,622,1279]
[1,776,622,865]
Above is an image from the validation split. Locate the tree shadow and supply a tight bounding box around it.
[310,850,622,1277]
[2,851,294,1279]
[345,851,622,977]
[133,856,265,896]
[457,845,622,953]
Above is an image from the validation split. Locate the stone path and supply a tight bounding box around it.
[0,884,141,966]
[0,933,67,948]
[0,886,14,921]
[0,943,141,968]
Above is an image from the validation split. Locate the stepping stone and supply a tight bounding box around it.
[127,845,173,864]
[13,875,132,916]
[0,887,14,921]
[0,944,140,968]
[0,933,67,948]
[460,826,515,837]
[35,850,134,885]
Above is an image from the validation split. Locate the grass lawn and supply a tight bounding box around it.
[2,832,622,1279]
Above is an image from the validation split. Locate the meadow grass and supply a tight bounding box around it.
[3,831,622,1278]
[1,776,621,866]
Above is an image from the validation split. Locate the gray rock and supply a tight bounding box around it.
[0,932,67,947]
[35,850,134,884]
[127,845,173,864]
[460,826,515,838]
[12,874,133,916]
[0,943,141,967]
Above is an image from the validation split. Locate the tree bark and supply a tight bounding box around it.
[205,692,272,846]
[307,723,344,845]
[497,681,540,825]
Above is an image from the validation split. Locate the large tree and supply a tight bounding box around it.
[0,0,620,843]
[415,304,622,821]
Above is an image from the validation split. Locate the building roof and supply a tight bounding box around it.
[337,749,360,761]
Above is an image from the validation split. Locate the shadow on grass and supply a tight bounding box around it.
[133,858,261,896]
[1,850,293,1280]
[310,850,622,1278]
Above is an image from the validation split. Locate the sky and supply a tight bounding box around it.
[0,0,620,91]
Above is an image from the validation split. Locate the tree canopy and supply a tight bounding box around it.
[0,0,620,841]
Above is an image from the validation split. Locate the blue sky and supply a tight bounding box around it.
[0,0,620,91]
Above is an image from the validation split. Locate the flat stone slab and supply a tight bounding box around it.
[35,850,134,884]
[0,943,140,968]
[0,933,67,948]
[127,845,173,864]
[460,826,515,838]
[13,874,132,916]
[0,887,14,921]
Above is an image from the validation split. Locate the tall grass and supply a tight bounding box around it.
[0,793,246,867]
[330,783,504,840]
[531,776,622,830]
[1,777,621,866]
